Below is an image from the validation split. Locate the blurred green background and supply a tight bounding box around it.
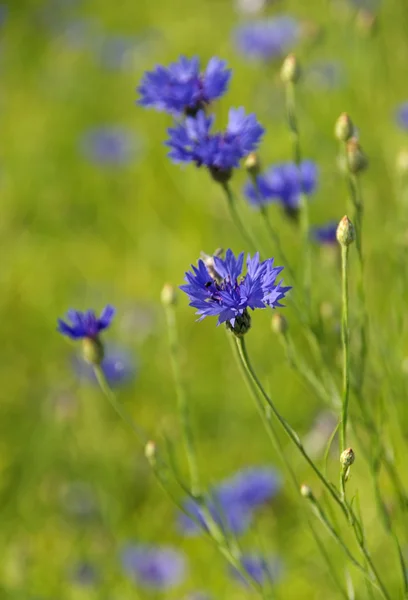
[2,0,408,598]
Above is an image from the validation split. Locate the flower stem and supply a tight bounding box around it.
[221,182,259,253]
[340,244,350,456]
[163,302,200,497]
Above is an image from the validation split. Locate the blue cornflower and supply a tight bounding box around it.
[121,544,187,590]
[58,306,115,340]
[230,554,283,586]
[311,221,338,245]
[181,249,290,335]
[396,102,408,131]
[178,494,251,537]
[137,56,231,117]
[234,16,300,61]
[244,160,318,219]
[80,127,138,166]
[166,108,264,182]
[72,344,137,387]
[219,467,281,510]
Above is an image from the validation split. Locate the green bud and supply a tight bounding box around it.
[340,447,355,469]
[82,337,104,366]
[336,215,355,247]
[244,152,261,178]
[161,283,177,307]
[347,138,369,174]
[280,53,301,84]
[227,309,251,337]
[271,313,288,335]
[209,166,232,184]
[334,113,354,142]
[300,484,314,499]
[145,440,157,466]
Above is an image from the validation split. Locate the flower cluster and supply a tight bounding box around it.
[180,249,291,335]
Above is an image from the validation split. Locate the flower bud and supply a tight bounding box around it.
[336,216,355,247]
[271,313,288,335]
[244,152,261,178]
[340,447,355,469]
[334,113,354,142]
[281,54,301,84]
[161,283,177,307]
[300,484,313,499]
[82,337,104,366]
[209,166,232,184]
[347,137,368,174]
[227,309,251,337]
[145,440,157,466]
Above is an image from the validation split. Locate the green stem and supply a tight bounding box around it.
[164,303,200,497]
[221,181,259,253]
[308,522,349,600]
[340,244,350,455]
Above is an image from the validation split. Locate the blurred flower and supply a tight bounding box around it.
[178,466,281,536]
[230,554,283,586]
[180,250,290,334]
[121,544,187,590]
[306,60,346,90]
[233,16,300,61]
[244,160,318,218]
[80,127,138,166]
[310,221,338,245]
[57,306,115,340]
[137,56,231,117]
[396,102,408,131]
[97,30,164,71]
[69,561,99,586]
[166,108,264,182]
[73,345,137,387]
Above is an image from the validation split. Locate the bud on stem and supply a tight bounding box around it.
[336,216,355,247]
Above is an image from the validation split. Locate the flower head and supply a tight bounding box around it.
[234,16,300,61]
[137,56,231,117]
[244,160,318,218]
[72,345,136,387]
[311,221,338,245]
[229,554,283,586]
[58,306,115,340]
[80,127,138,166]
[121,545,187,590]
[166,108,264,181]
[180,250,290,334]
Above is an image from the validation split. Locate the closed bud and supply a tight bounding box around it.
[340,447,355,469]
[271,313,288,335]
[82,337,104,366]
[145,440,157,465]
[161,283,177,307]
[245,152,261,178]
[347,138,368,174]
[335,113,354,142]
[209,166,232,184]
[300,484,313,499]
[336,215,355,247]
[227,309,251,337]
[281,53,301,84]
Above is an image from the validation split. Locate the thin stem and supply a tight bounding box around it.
[164,303,200,497]
[340,244,350,455]
[308,522,349,600]
[221,181,259,253]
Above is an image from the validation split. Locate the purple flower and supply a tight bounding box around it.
[244,160,318,218]
[396,102,408,131]
[180,249,290,333]
[234,16,300,61]
[219,467,281,510]
[80,127,138,166]
[57,306,115,340]
[121,545,187,590]
[72,345,137,387]
[311,221,338,245]
[230,554,283,586]
[137,56,231,117]
[166,108,264,179]
[178,494,251,536]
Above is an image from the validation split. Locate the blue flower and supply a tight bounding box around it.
[57,306,115,340]
[72,345,137,387]
[234,16,300,61]
[180,250,290,333]
[396,102,408,130]
[178,466,281,537]
[166,108,264,180]
[230,554,283,586]
[121,544,187,590]
[137,56,231,117]
[311,221,338,245]
[80,127,138,166]
[244,160,318,218]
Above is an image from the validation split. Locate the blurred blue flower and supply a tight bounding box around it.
[166,108,264,180]
[80,127,138,166]
[58,306,115,340]
[311,221,338,245]
[137,56,231,116]
[121,544,187,590]
[181,250,290,329]
[69,561,99,586]
[230,554,283,586]
[234,16,300,61]
[178,466,281,536]
[396,102,408,131]
[73,345,137,387]
[244,160,318,218]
